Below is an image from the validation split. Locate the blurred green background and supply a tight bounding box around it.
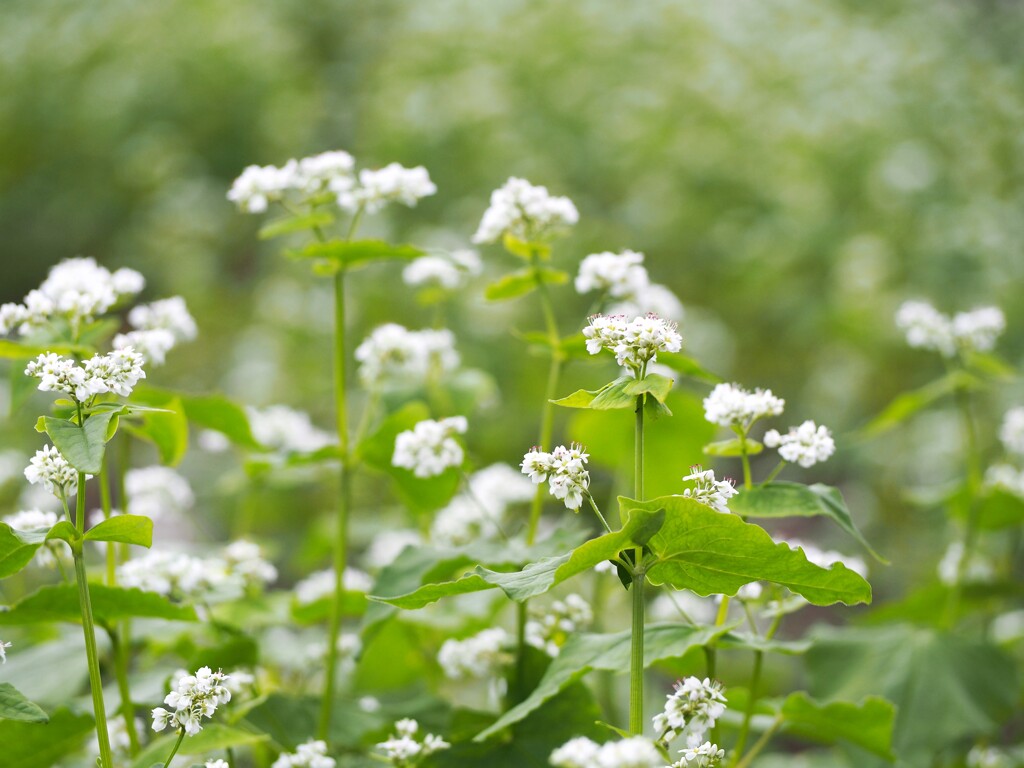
[2,0,1023,603]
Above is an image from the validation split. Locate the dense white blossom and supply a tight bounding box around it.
[653,677,727,747]
[112,329,176,366]
[392,416,468,478]
[298,150,355,194]
[118,295,199,363]
[608,283,686,324]
[584,313,682,370]
[125,466,195,519]
[999,407,1024,456]
[438,628,512,680]
[355,324,459,389]
[248,405,335,454]
[937,541,994,586]
[4,509,61,568]
[272,740,336,768]
[151,667,231,736]
[575,250,649,298]
[521,444,591,511]
[294,567,372,605]
[985,464,1024,498]
[549,737,663,768]
[24,445,79,498]
[118,542,275,602]
[702,383,785,428]
[763,420,835,467]
[680,467,737,514]
[473,177,578,245]
[526,594,593,656]
[671,742,726,767]
[227,162,300,213]
[342,163,437,213]
[222,540,278,588]
[25,348,146,401]
[376,718,450,766]
[895,300,1005,357]
[402,249,482,290]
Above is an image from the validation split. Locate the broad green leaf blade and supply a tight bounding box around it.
[43,412,118,474]
[0,524,47,577]
[0,584,198,626]
[123,397,188,466]
[623,373,674,403]
[484,267,568,301]
[590,377,640,410]
[132,387,262,450]
[243,694,385,751]
[972,487,1024,530]
[477,623,730,740]
[625,495,872,606]
[44,521,81,545]
[862,371,981,438]
[0,707,93,768]
[372,509,665,609]
[291,239,425,268]
[130,724,268,768]
[83,514,153,547]
[257,211,335,239]
[779,692,896,760]
[703,437,764,457]
[0,683,49,723]
[730,482,886,562]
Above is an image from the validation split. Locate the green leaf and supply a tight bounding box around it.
[656,352,723,384]
[83,514,153,547]
[484,267,568,301]
[551,377,638,410]
[623,373,674,403]
[123,397,188,466]
[44,521,81,545]
[806,624,1019,761]
[0,707,93,768]
[779,692,896,760]
[0,524,47,577]
[703,437,764,457]
[132,387,263,451]
[257,211,335,240]
[0,584,198,626]
[243,694,384,751]
[729,482,886,562]
[131,724,268,768]
[373,508,665,609]
[502,234,550,260]
[862,371,981,438]
[42,411,119,474]
[718,632,812,655]
[290,239,426,268]
[0,340,89,359]
[476,623,730,740]
[625,495,872,606]
[972,487,1024,530]
[0,683,49,723]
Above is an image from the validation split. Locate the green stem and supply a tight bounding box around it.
[73,472,113,768]
[731,650,763,762]
[738,429,753,491]
[947,382,982,625]
[585,492,613,534]
[99,464,116,587]
[629,393,646,735]
[109,628,141,755]
[733,715,782,768]
[762,460,786,485]
[161,728,187,768]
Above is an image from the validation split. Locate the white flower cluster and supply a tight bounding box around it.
[24,445,79,498]
[392,416,468,478]
[702,383,785,429]
[0,257,143,336]
[549,736,664,768]
[575,250,649,298]
[124,466,194,519]
[222,540,279,588]
[937,541,994,587]
[228,151,435,215]
[0,639,10,664]
[151,667,231,736]
[355,324,460,389]
[438,627,512,680]
[25,348,146,402]
[118,541,276,602]
[521,444,591,511]
[680,467,737,514]
[4,509,61,567]
[376,718,450,766]
[402,249,482,291]
[248,405,335,454]
[763,420,836,468]
[782,539,868,580]
[430,463,534,547]
[608,283,686,324]
[294,567,372,605]
[967,746,1012,768]
[999,407,1024,456]
[473,177,578,245]
[583,313,682,370]
[271,740,336,768]
[985,464,1024,498]
[526,594,593,657]
[114,296,197,366]
[670,742,726,768]
[895,300,1005,357]
[653,677,727,747]
[206,761,230,768]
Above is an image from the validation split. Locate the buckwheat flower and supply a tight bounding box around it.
[25,445,79,498]
[82,348,147,397]
[951,307,1005,353]
[125,466,194,519]
[521,444,590,511]
[0,303,28,335]
[702,382,785,428]
[392,416,468,478]
[672,741,725,767]
[575,250,649,298]
[736,582,763,602]
[294,567,372,604]
[223,539,278,589]
[227,161,300,213]
[681,466,737,514]
[128,296,198,342]
[985,464,1024,498]
[473,177,579,245]
[551,737,663,768]
[343,163,436,214]
[999,407,1024,455]
[376,718,449,766]
[763,420,835,468]
[297,149,356,194]
[152,666,231,736]
[583,313,682,370]
[248,405,335,454]
[896,300,954,355]
[355,324,460,389]
[608,283,685,324]
[118,549,245,604]
[24,353,94,401]
[0,640,10,663]
[526,594,593,656]
[402,249,482,291]
[437,627,512,680]
[937,541,994,586]
[430,463,534,547]
[549,737,602,768]
[967,746,1011,768]
[653,677,727,746]
[206,761,230,768]
[5,509,61,568]
[272,739,336,768]
[113,329,176,365]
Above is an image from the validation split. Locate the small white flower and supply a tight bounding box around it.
[583,313,682,370]
[473,177,578,245]
[343,163,436,213]
[549,737,602,768]
[151,666,231,736]
[437,628,512,680]
[653,677,727,746]
[736,582,763,602]
[113,329,177,365]
[526,594,593,657]
[762,420,835,468]
[702,382,784,429]
[376,719,449,765]
[272,738,336,768]
[575,250,649,299]
[550,736,663,768]
[294,567,372,605]
[999,407,1024,456]
[392,417,468,478]
[365,529,423,569]
[4,509,62,568]
[24,445,79,498]
[937,541,993,587]
[607,283,685,324]
[680,466,737,514]
[125,466,194,519]
[227,162,300,213]
[896,300,1005,357]
[521,444,590,511]
[673,741,726,767]
[967,745,1012,768]
[403,249,482,291]
[248,405,335,454]
[128,296,198,342]
[222,540,277,589]
[355,324,460,390]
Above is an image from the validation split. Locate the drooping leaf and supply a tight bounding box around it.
[703,437,764,457]
[0,707,93,768]
[0,584,197,627]
[257,211,335,240]
[123,396,189,466]
[0,524,48,577]
[729,482,885,562]
[42,411,119,474]
[0,683,49,723]
[624,495,872,606]
[83,514,153,547]
[861,371,981,438]
[484,267,568,301]
[477,623,730,740]
[778,692,896,760]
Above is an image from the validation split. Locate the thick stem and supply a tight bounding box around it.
[161,728,187,768]
[319,265,351,740]
[628,394,646,734]
[74,472,113,768]
[109,628,141,755]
